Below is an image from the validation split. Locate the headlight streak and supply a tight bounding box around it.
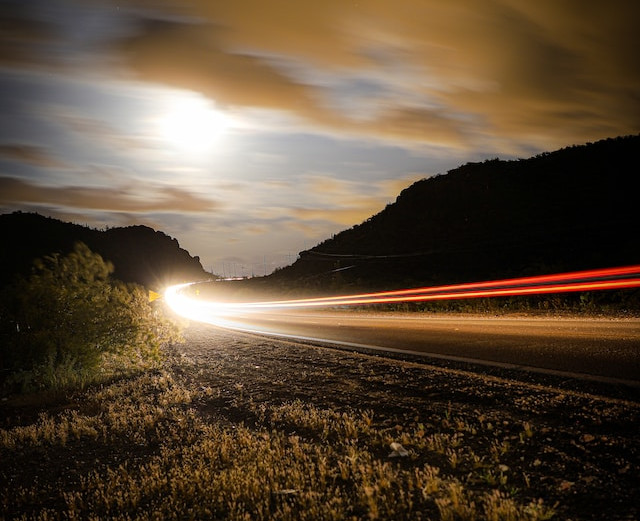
[164,283,249,329]
[164,265,640,324]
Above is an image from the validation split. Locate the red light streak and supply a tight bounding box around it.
[239,265,640,308]
[165,265,640,322]
[318,278,640,306]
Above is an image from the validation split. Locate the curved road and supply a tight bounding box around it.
[207,310,640,385]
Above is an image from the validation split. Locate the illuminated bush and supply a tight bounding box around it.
[0,242,181,392]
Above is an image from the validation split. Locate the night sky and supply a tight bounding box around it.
[1,0,638,276]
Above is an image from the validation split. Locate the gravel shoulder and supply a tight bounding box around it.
[1,322,638,520]
[169,324,640,519]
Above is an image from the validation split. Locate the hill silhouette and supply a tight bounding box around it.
[266,135,640,292]
[3,135,638,299]
[0,213,207,289]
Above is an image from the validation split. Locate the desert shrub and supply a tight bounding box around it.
[0,242,181,392]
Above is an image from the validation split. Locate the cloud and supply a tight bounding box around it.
[115,0,640,151]
[0,176,219,213]
[4,1,639,151]
[118,19,316,114]
[270,174,398,226]
[244,224,269,236]
[283,219,326,238]
[234,173,423,229]
[302,172,418,205]
[425,0,640,147]
[0,4,55,68]
[52,110,149,153]
[288,206,377,226]
[115,14,471,148]
[303,175,354,198]
[0,143,68,169]
[359,106,470,147]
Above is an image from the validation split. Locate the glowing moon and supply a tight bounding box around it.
[159,94,228,152]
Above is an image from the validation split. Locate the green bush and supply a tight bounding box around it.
[0,242,182,392]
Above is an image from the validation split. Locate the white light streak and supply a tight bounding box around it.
[164,265,640,327]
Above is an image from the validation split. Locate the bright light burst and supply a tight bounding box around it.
[158,92,229,152]
[165,265,640,325]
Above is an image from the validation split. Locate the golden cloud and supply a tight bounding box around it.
[117,0,639,150]
[119,20,315,113]
[0,144,68,169]
[288,206,378,226]
[0,176,218,213]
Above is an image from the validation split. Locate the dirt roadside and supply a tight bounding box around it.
[1,322,639,520]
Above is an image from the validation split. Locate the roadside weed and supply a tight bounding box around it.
[1,367,557,520]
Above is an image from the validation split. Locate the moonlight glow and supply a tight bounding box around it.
[158,93,229,152]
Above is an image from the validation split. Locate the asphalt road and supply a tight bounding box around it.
[211,310,640,384]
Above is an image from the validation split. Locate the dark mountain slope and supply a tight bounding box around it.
[0,213,207,288]
[271,135,640,290]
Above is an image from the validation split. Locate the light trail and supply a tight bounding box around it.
[165,265,640,323]
[237,264,640,307]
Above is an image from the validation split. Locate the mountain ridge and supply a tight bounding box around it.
[2,135,638,296]
[0,212,207,289]
[267,134,640,291]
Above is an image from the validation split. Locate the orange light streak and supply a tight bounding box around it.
[305,278,640,306]
[237,265,640,308]
[165,265,640,325]
[235,265,639,307]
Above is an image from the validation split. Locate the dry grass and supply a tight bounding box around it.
[1,323,638,520]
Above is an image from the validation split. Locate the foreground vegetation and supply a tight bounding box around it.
[0,372,553,520]
[1,324,638,520]
[0,243,181,393]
